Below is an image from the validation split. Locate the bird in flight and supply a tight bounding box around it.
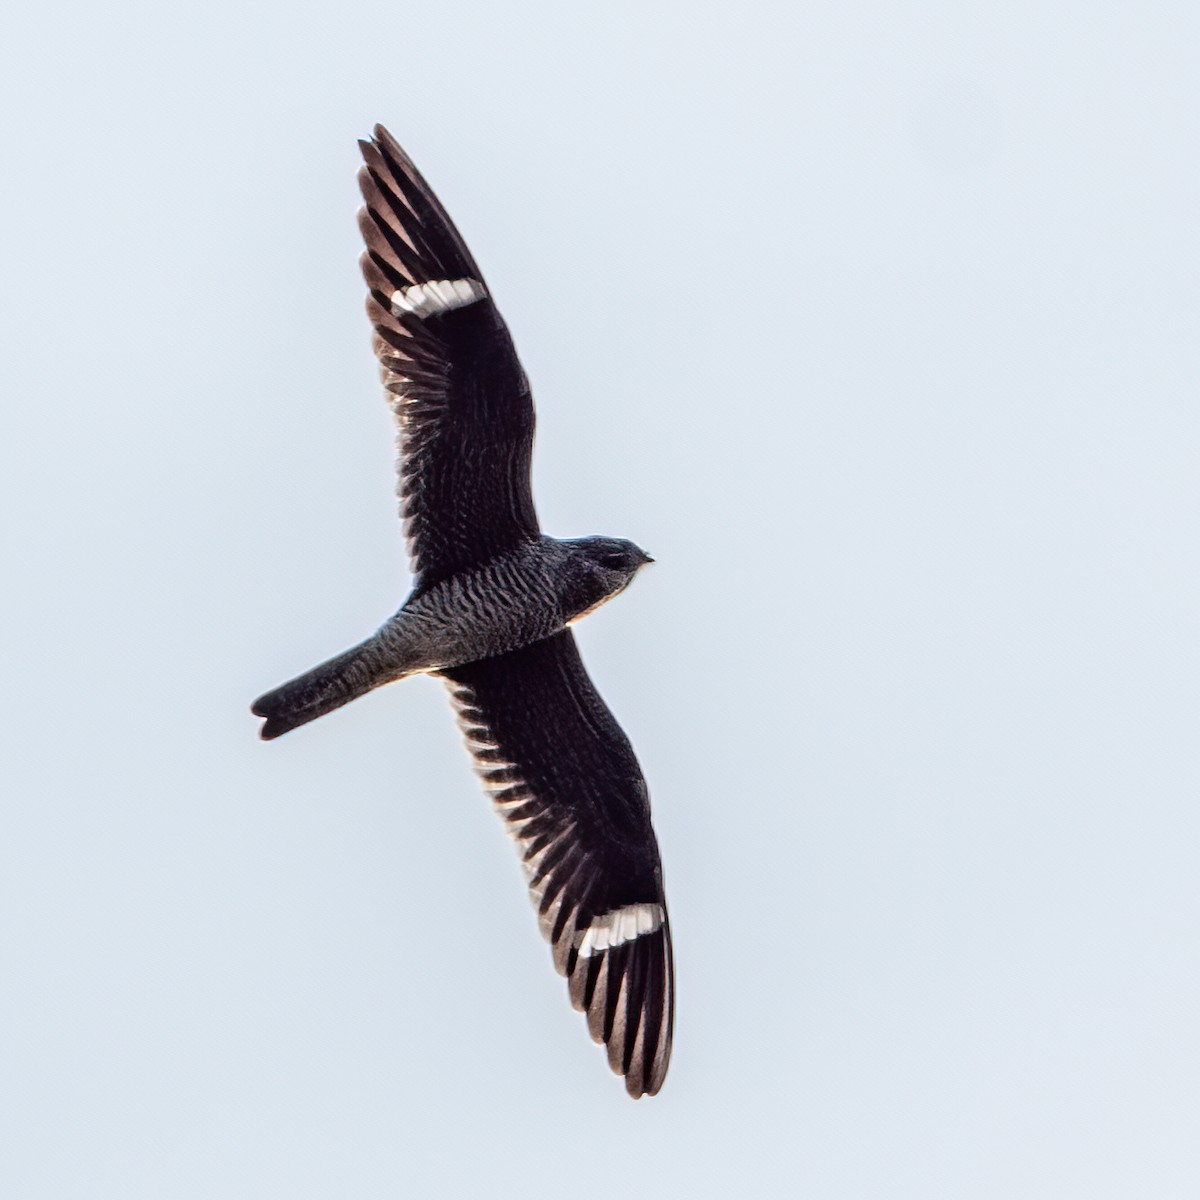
[252,126,673,1097]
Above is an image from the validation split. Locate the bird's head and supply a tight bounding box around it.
[578,536,655,575]
[561,536,655,623]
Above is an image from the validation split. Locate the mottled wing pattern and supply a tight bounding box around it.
[358,125,539,588]
[442,631,674,1097]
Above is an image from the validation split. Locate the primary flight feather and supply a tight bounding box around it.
[252,126,674,1098]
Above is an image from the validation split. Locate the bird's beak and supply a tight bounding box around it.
[642,552,655,564]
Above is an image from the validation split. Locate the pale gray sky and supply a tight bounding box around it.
[3,2,1198,1197]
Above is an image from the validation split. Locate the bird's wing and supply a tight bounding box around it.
[357,125,539,589]
[441,630,674,1098]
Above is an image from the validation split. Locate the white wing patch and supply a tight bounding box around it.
[576,904,665,957]
[390,278,487,319]
[442,675,673,1097]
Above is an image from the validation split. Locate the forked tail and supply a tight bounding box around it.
[251,637,408,740]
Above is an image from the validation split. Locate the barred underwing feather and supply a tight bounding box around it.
[357,125,538,589]
[443,631,674,1098]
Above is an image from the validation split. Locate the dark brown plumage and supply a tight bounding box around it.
[252,126,673,1096]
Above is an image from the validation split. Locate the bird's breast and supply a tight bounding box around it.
[395,544,573,669]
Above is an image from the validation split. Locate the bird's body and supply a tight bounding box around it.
[252,127,673,1097]
[254,535,651,739]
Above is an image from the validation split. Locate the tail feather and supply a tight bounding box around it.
[251,638,407,740]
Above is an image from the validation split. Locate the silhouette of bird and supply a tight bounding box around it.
[252,126,673,1097]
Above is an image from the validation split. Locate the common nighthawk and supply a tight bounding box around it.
[252,126,673,1097]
